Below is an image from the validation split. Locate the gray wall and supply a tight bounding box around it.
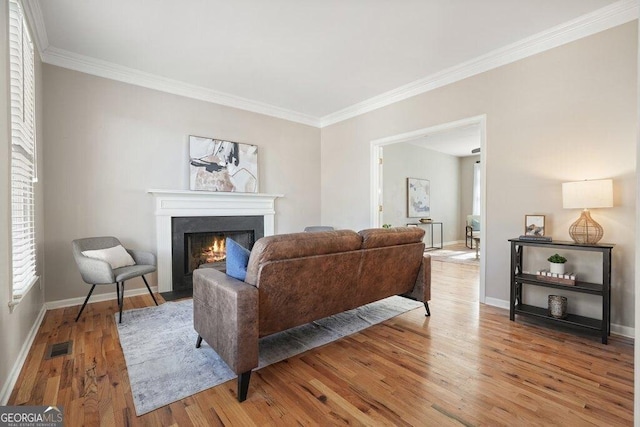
[382,143,460,244]
[0,0,46,402]
[321,23,637,330]
[42,65,321,303]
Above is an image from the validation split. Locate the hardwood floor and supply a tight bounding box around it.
[9,259,633,426]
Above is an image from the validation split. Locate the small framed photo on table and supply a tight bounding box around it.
[524,215,545,236]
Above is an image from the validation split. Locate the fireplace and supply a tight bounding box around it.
[172,216,264,291]
[148,190,282,293]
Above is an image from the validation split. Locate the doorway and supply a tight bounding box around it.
[369,115,487,303]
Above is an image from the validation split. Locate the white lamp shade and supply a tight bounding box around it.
[562,179,613,209]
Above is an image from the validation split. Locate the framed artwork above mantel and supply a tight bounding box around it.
[189,135,258,193]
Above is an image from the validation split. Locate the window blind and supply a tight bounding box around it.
[9,0,38,300]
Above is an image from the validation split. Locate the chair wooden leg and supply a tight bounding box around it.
[237,370,252,402]
[141,275,158,306]
[75,284,97,322]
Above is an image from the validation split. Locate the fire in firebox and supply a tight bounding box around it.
[188,233,228,273]
[202,237,226,263]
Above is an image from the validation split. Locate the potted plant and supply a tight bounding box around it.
[547,253,567,275]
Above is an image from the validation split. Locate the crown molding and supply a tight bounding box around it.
[41,46,321,127]
[23,0,637,129]
[20,0,49,58]
[320,0,638,127]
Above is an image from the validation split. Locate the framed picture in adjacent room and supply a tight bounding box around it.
[189,135,258,192]
[524,215,545,236]
[407,178,430,218]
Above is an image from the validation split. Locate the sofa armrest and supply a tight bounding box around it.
[403,254,431,302]
[193,268,259,375]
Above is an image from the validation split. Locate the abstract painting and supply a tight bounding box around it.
[407,178,430,218]
[189,136,258,192]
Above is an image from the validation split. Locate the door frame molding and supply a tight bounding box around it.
[369,114,487,303]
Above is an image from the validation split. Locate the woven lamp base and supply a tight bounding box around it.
[569,209,603,244]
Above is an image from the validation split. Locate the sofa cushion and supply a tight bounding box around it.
[359,227,425,249]
[226,238,250,281]
[244,230,362,286]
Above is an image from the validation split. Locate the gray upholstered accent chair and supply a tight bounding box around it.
[72,236,158,323]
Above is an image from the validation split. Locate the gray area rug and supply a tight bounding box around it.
[115,295,423,415]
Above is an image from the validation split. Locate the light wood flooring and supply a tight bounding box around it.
[9,259,634,426]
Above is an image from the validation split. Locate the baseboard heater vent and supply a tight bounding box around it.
[45,341,73,359]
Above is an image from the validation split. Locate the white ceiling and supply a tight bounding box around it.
[27,0,635,126]
[409,124,481,158]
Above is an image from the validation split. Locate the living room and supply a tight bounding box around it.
[1,0,638,424]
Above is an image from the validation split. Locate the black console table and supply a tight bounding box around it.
[407,222,443,250]
[508,238,613,344]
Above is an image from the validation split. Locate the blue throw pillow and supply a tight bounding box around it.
[226,238,250,281]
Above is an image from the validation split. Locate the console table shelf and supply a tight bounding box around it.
[508,238,614,344]
[514,304,602,330]
[515,273,602,294]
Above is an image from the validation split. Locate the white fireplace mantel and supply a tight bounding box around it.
[148,189,283,292]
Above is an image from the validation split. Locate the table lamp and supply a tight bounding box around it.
[562,179,613,244]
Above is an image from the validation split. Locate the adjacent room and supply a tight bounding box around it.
[1,0,638,425]
[378,120,483,300]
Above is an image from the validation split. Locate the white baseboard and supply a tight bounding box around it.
[45,285,159,310]
[610,324,634,339]
[0,305,47,405]
[482,297,634,339]
[483,297,510,310]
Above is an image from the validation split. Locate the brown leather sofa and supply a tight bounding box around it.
[193,227,431,401]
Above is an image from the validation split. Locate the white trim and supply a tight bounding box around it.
[611,323,635,339]
[635,0,640,417]
[8,276,40,310]
[45,285,159,310]
[369,144,383,228]
[320,0,638,127]
[483,297,511,311]
[22,1,637,129]
[0,305,46,405]
[369,115,487,304]
[441,240,464,247]
[371,116,486,147]
[19,0,48,57]
[40,46,320,128]
[484,297,635,339]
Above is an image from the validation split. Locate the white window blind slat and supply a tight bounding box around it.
[9,0,38,302]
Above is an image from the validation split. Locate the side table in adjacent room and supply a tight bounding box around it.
[406,221,443,250]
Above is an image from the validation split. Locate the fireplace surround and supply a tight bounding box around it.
[148,190,283,293]
[172,215,263,290]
